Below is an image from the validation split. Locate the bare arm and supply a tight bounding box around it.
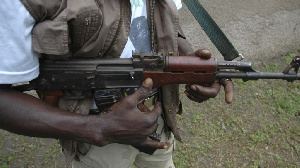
[0,79,166,149]
[0,85,93,141]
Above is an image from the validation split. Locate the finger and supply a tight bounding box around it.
[223,80,234,104]
[128,78,153,104]
[189,82,221,98]
[184,85,210,102]
[144,102,162,124]
[142,139,168,149]
[133,138,168,155]
[184,90,208,103]
[194,49,211,59]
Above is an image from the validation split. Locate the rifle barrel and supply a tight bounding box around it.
[216,72,300,81]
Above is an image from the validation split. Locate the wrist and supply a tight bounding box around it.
[77,115,106,146]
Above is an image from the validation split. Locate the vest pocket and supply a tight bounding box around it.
[32,19,69,56]
[69,8,103,53]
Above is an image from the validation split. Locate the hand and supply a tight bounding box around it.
[184,49,234,104]
[93,78,167,153]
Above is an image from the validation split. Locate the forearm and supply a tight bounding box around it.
[0,88,95,143]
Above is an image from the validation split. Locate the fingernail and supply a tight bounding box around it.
[184,91,189,96]
[226,95,234,104]
[200,50,211,59]
[164,142,172,150]
[191,85,197,91]
[143,78,152,87]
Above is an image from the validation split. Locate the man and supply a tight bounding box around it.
[0,0,233,167]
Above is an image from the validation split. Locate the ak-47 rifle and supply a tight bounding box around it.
[14,52,300,106]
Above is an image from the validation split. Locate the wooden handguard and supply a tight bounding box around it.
[40,90,63,106]
[143,56,216,88]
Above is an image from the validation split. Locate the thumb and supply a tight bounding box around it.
[127,78,153,104]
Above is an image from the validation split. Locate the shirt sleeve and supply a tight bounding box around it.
[0,0,39,84]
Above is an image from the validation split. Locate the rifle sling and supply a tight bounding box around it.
[183,0,240,61]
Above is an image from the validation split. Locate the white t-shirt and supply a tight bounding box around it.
[0,0,182,84]
[121,0,182,58]
[0,0,39,84]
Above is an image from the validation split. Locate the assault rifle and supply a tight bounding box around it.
[15,52,300,93]
[12,52,299,154]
